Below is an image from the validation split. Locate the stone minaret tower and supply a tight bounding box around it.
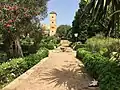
[49,11,57,36]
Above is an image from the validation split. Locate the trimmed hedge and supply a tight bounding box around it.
[77,48,120,90]
[0,48,48,88]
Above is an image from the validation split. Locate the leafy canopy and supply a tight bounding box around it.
[56,25,71,39]
[0,0,49,33]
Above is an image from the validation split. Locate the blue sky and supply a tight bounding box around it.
[41,0,79,26]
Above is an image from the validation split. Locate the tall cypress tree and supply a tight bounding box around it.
[72,0,104,43]
[72,0,88,43]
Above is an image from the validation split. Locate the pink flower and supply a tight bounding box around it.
[8,30,10,33]
[8,20,13,23]
[6,24,12,28]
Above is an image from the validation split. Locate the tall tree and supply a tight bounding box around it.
[56,25,71,39]
[85,0,120,37]
[72,0,89,43]
[0,0,49,58]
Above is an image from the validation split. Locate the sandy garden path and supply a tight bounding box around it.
[3,41,99,90]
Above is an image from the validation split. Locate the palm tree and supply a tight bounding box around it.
[84,0,120,37]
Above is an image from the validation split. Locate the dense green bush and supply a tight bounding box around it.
[20,37,34,46]
[56,25,71,39]
[77,48,120,90]
[21,36,60,56]
[0,48,48,88]
[39,41,54,50]
[70,42,85,50]
[86,37,120,57]
[76,48,90,59]
[20,36,41,56]
[39,36,60,50]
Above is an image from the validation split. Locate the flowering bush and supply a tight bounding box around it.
[0,0,49,58]
[0,0,47,33]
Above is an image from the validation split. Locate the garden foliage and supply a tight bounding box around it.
[39,36,60,50]
[86,37,120,58]
[70,42,85,50]
[0,48,48,88]
[77,48,120,90]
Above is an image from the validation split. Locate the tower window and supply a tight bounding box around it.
[52,16,54,18]
[52,22,54,23]
[52,27,54,29]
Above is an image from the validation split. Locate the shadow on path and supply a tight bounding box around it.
[40,64,91,90]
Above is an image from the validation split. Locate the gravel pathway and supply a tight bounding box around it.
[3,46,99,90]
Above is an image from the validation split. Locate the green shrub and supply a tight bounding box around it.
[39,42,55,50]
[20,37,34,46]
[74,44,85,50]
[76,48,90,59]
[86,37,120,57]
[20,35,59,56]
[0,48,48,88]
[20,37,36,56]
[70,42,85,50]
[47,43,55,50]
[39,36,60,50]
[77,48,120,90]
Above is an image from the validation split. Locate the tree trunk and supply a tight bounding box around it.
[4,33,23,58]
[13,36,23,58]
